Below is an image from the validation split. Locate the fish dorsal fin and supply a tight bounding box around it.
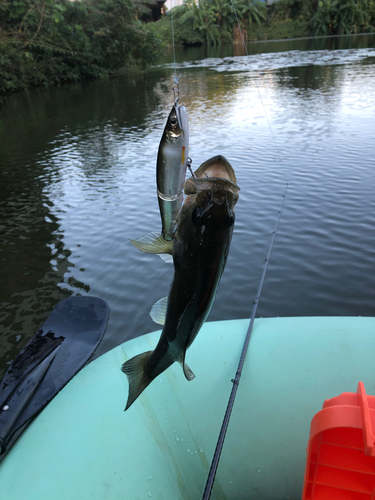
[159,253,173,263]
[129,232,173,255]
[150,296,168,325]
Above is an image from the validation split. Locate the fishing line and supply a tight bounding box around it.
[229,0,285,178]
[229,0,247,50]
[170,3,177,82]
[170,4,195,178]
[201,182,288,500]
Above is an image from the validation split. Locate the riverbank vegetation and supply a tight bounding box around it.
[1,0,374,97]
[152,0,375,46]
[0,0,161,94]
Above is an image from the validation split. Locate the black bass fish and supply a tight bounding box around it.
[123,155,240,410]
[157,103,189,241]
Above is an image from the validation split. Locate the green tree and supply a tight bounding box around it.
[179,0,266,44]
[270,0,313,21]
[0,0,162,94]
[311,0,373,35]
[236,0,267,30]
[180,0,221,44]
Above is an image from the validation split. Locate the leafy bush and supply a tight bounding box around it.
[166,4,205,45]
[154,0,374,45]
[269,0,313,21]
[311,0,374,36]
[155,0,267,46]
[236,0,268,30]
[0,0,163,94]
[255,17,310,40]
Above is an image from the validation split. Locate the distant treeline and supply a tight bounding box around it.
[1,0,375,96]
[152,0,375,46]
[0,0,161,94]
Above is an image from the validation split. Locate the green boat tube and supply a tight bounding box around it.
[1,316,375,499]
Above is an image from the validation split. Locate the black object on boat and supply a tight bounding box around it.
[202,185,288,500]
[0,295,109,455]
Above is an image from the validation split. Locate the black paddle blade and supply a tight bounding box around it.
[0,295,109,454]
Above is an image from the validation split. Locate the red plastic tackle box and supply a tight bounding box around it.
[302,382,375,500]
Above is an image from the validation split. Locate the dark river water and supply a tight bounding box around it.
[1,34,375,379]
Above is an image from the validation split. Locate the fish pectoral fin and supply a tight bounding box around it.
[121,351,153,411]
[150,296,168,325]
[178,356,196,381]
[129,232,173,255]
[159,254,173,264]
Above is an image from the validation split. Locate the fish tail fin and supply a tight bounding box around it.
[178,355,196,381]
[121,351,153,411]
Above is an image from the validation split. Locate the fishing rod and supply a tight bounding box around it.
[201,182,288,500]
[199,12,289,499]
[166,4,289,495]
[200,14,288,497]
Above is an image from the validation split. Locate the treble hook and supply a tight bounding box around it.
[172,74,182,105]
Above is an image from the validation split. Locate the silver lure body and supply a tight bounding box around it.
[156,104,189,241]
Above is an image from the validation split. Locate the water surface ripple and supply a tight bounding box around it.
[0,36,375,377]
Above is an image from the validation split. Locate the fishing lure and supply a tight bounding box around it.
[156,78,189,241]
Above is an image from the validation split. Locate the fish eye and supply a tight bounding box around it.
[169,115,178,126]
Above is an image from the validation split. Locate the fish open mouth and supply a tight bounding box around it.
[194,155,237,183]
[184,155,240,205]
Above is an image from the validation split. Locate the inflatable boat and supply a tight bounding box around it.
[1,305,375,499]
